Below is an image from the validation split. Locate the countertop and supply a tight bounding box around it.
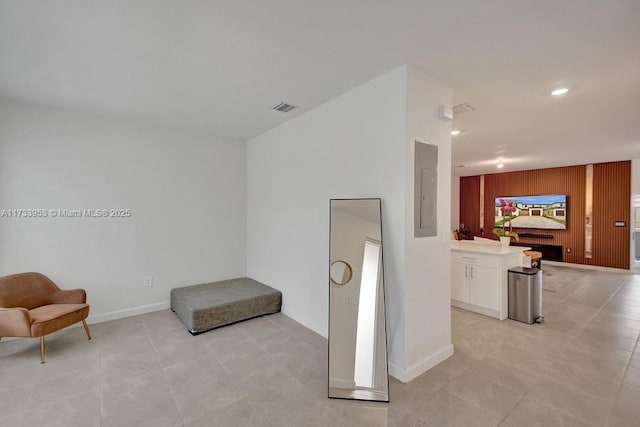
[450,240,531,255]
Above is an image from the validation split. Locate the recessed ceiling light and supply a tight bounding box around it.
[497,162,504,169]
[451,130,460,136]
[551,88,569,96]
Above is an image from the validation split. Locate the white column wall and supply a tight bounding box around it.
[247,67,408,370]
[247,65,454,380]
[400,66,453,381]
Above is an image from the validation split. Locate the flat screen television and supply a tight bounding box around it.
[495,195,567,230]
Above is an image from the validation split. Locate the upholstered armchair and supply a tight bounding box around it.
[0,272,91,363]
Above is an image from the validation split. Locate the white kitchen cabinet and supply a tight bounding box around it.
[450,241,530,320]
[468,264,500,311]
[451,262,499,309]
[451,261,470,302]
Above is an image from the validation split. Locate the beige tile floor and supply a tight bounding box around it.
[1,265,639,426]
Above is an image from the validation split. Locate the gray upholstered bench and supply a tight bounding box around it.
[170,277,282,335]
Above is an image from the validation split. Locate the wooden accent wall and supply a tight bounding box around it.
[459,176,481,236]
[458,161,632,269]
[591,161,631,269]
[483,165,586,264]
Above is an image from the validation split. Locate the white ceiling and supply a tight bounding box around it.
[1,1,639,176]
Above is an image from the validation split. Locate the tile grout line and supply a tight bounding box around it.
[578,275,637,426]
[98,330,104,427]
[19,344,43,427]
[496,384,533,426]
[219,322,271,424]
[140,316,186,427]
[571,274,632,418]
[235,321,282,427]
[491,268,630,426]
[604,276,640,425]
[561,272,631,346]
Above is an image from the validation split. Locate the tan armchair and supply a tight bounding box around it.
[0,272,91,363]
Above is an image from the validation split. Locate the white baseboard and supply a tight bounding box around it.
[87,301,170,324]
[451,300,501,319]
[388,344,454,383]
[544,260,630,273]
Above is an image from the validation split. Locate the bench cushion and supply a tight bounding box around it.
[170,278,282,334]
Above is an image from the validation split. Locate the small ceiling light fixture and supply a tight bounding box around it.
[551,87,569,96]
[497,162,504,169]
[451,130,460,136]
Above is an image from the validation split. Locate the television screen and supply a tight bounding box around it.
[495,195,567,230]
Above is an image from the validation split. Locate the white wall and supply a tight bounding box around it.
[247,67,408,371]
[0,100,247,321]
[402,66,453,380]
[247,65,453,381]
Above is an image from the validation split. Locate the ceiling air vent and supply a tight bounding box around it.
[452,103,476,116]
[272,102,297,113]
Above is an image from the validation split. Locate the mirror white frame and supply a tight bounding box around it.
[328,198,389,402]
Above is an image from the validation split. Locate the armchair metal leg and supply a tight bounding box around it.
[40,336,45,364]
[82,320,92,340]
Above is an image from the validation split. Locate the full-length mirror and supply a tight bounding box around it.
[328,198,389,402]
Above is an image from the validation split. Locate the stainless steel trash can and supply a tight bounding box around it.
[508,267,542,324]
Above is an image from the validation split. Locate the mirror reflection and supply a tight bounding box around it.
[330,261,353,285]
[329,198,389,402]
